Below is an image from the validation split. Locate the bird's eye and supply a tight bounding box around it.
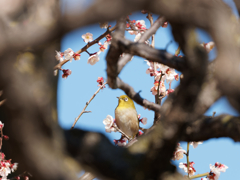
[124,97,128,101]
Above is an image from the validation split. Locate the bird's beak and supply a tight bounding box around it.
[116,97,120,99]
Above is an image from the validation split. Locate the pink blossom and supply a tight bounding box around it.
[214,162,228,172]
[114,137,128,146]
[139,117,147,125]
[73,53,81,61]
[0,121,4,129]
[97,77,105,88]
[82,32,93,43]
[138,131,143,136]
[166,89,174,95]
[150,81,166,96]
[135,20,146,30]
[201,41,215,53]
[179,162,196,177]
[162,22,168,28]
[62,69,72,79]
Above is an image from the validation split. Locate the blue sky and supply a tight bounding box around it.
[58,0,240,179]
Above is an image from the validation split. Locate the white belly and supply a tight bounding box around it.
[115,108,139,138]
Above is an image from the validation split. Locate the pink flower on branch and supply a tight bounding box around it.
[64,48,74,62]
[201,41,215,53]
[179,162,196,177]
[82,32,93,43]
[162,22,168,28]
[190,141,203,148]
[62,69,72,79]
[55,51,64,62]
[138,114,147,125]
[172,143,186,161]
[0,121,4,129]
[103,115,117,133]
[87,53,100,65]
[113,137,127,147]
[97,77,106,88]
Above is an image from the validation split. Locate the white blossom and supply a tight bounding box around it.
[82,32,93,43]
[87,53,100,65]
[103,115,116,133]
[55,51,64,62]
[190,141,203,148]
[64,48,74,62]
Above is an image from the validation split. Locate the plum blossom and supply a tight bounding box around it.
[97,77,105,88]
[204,163,228,180]
[138,114,147,125]
[179,162,196,176]
[73,53,81,61]
[134,33,142,42]
[0,162,11,180]
[0,121,4,129]
[135,20,146,30]
[82,32,93,43]
[87,53,100,65]
[99,41,109,52]
[190,141,203,148]
[10,163,18,172]
[114,137,128,146]
[99,22,108,29]
[103,115,116,133]
[150,81,166,96]
[165,68,179,84]
[138,131,143,136]
[159,64,169,73]
[62,69,72,79]
[64,48,74,62]
[201,41,215,53]
[166,89,174,95]
[214,162,228,172]
[162,22,168,28]
[172,143,186,161]
[55,51,64,62]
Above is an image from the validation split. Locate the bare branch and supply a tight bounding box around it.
[71,82,107,130]
[181,115,240,142]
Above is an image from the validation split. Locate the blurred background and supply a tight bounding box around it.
[58,0,240,179]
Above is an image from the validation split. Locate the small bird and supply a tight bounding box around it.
[115,95,139,139]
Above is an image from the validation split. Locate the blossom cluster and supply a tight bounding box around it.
[179,161,196,177]
[145,60,179,97]
[0,121,19,180]
[55,31,111,79]
[202,162,228,180]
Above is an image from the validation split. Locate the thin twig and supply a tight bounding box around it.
[187,142,190,177]
[54,25,117,70]
[113,124,131,140]
[71,82,107,130]
[190,172,209,179]
[212,111,216,118]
